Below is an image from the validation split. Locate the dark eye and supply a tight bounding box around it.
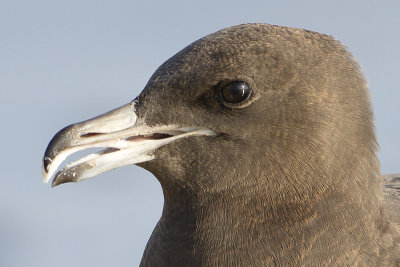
[221,81,251,104]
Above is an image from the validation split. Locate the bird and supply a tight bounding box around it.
[42,23,400,266]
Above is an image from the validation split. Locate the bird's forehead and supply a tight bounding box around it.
[144,23,328,89]
[161,40,265,75]
[142,24,341,100]
[145,37,273,91]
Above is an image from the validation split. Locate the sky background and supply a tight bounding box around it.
[1,0,399,266]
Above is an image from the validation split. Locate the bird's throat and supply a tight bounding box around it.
[140,184,384,266]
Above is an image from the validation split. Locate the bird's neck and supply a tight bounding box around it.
[141,179,385,266]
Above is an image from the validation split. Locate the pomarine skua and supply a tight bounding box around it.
[42,24,400,266]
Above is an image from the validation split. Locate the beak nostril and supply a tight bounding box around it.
[125,133,173,141]
[151,133,174,139]
[81,132,102,138]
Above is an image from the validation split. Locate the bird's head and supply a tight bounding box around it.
[43,24,378,206]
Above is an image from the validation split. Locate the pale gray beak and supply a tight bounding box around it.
[42,100,215,187]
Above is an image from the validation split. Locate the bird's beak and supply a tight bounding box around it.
[42,100,215,187]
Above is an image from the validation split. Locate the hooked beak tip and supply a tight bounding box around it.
[43,157,52,173]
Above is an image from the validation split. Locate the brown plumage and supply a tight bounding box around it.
[43,24,400,266]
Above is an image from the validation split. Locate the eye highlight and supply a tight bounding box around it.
[220,81,251,104]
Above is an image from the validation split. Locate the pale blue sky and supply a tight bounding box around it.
[1,0,399,266]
